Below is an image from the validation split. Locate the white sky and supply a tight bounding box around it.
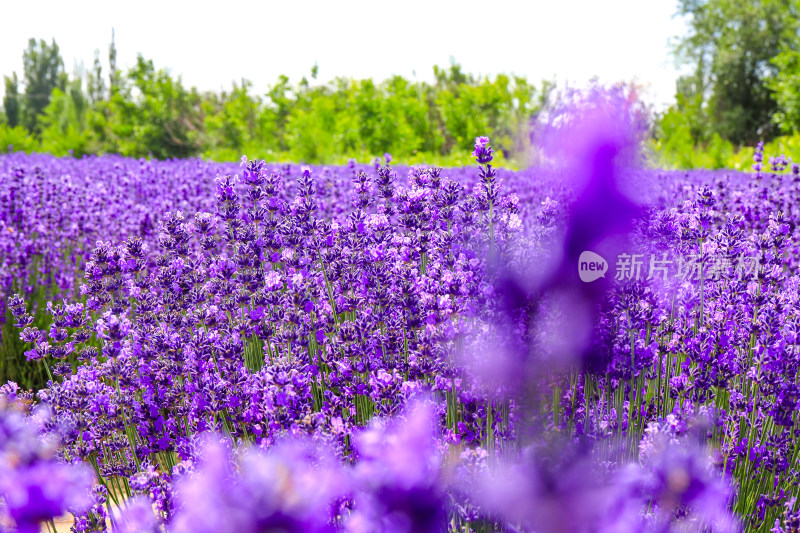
[0,0,688,111]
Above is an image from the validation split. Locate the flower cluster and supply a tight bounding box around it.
[0,390,94,532]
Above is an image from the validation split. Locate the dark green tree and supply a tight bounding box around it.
[767,19,800,133]
[109,29,120,95]
[673,0,800,144]
[202,80,261,154]
[108,55,202,159]
[21,38,66,133]
[3,73,20,128]
[265,75,293,152]
[87,50,105,105]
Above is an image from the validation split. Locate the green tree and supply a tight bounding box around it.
[2,73,20,128]
[202,80,263,158]
[87,50,105,105]
[263,75,293,152]
[39,80,93,157]
[2,37,549,164]
[432,62,539,160]
[21,38,66,133]
[109,29,120,95]
[108,55,202,159]
[673,0,800,144]
[767,36,800,133]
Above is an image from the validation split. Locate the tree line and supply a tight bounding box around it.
[5,1,800,169]
[654,0,800,168]
[0,35,546,166]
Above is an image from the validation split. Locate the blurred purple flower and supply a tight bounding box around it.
[347,400,445,533]
[0,404,94,533]
[117,497,160,533]
[171,434,344,533]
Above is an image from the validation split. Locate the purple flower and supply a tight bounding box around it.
[171,434,344,533]
[472,136,493,164]
[117,497,161,533]
[632,432,739,532]
[347,401,445,533]
[0,406,94,533]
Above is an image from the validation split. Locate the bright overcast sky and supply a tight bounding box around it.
[0,0,688,110]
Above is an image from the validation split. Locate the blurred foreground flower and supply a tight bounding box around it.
[0,397,93,533]
[347,400,444,533]
[171,435,345,533]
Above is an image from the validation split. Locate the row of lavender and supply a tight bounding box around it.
[0,152,545,388]
[2,121,800,531]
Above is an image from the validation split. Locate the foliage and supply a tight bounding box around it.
[0,124,37,154]
[1,39,545,165]
[673,0,800,145]
[726,133,800,171]
[38,82,92,157]
[650,117,735,170]
[2,74,20,128]
[20,38,66,134]
[652,130,800,172]
[769,45,800,134]
[101,55,204,159]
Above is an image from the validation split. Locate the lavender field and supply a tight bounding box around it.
[1,99,800,533]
